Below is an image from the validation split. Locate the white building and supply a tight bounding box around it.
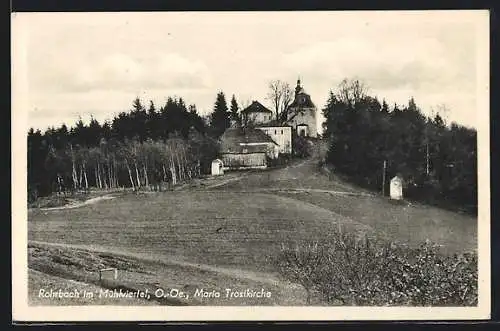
[255,125,292,154]
[211,159,224,176]
[219,127,279,170]
[238,79,318,153]
[241,101,274,125]
[240,101,292,156]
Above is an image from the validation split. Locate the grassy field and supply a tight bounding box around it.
[27,142,477,305]
[28,238,308,306]
[276,191,477,254]
[29,191,372,273]
[214,153,477,254]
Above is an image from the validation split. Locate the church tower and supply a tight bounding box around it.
[286,79,318,138]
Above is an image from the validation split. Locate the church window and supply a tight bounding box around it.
[274,130,277,134]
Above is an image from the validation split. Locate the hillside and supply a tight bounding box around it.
[209,139,476,254]
[27,139,477,305]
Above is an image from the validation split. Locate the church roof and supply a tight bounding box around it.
[289,79,316,108]
[255,119,292,128]
[289,93,316,108]
[220,127,277,154]
[241,101,273,114]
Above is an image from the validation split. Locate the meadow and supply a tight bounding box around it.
[27,154,478,306]
[29,190,372,273]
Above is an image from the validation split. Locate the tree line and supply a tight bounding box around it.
[28,93,242,201]
[322,79,477,213]
[27,83,305,201]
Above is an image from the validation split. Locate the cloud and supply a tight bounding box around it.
[275,32,479,129]
[76,53,212,92]
[21,13,482,131]
[31,52,212,94]
[280,34,475,94]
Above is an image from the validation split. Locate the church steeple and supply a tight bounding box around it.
[295,77,302,96]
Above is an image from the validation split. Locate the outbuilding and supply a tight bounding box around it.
[390,175,403,200]
[211,159,224,176]
[219,127,279,170]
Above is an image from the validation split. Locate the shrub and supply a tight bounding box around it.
[275,242,327,304]
[266,154,292,168]
[273,227,477,306]
[292,134,313,158]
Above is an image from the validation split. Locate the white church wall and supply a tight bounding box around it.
[256,126,292,154]
[287,108,317,137]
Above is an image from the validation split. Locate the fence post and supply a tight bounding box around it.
[382,160,387,196]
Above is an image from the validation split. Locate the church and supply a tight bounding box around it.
[239,78,318,138]
[219,79,318,170]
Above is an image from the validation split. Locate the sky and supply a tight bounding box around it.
[13,10,489,132]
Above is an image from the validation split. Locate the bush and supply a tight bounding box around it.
[292,134,313,158]
[273,227,477,306]
[266,154,292,168]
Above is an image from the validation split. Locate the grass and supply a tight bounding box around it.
[28,189,120,209]
[209,154,477,255]
[276,191,477,255]
[29,191,369,273]
[27,145,477,305]
[28,162,477,275]
[28,241,307,306]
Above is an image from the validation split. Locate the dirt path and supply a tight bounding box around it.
[198,188,375,197]
[29,240,281,285]
[268,188,374,196]
[28,240,306,305]
[203,173,251,189]
[205,141,367,194]
[38,195,116,211]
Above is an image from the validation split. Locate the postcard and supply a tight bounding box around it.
[12,10,490,321]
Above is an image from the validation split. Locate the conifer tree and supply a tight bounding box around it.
[229,94,241,127]
[210,91,231,137]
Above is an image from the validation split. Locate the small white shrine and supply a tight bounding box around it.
[390,175,403,200]
[211,159,224,176]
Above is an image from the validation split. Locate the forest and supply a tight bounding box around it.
[27,93,238,201]
[322,79,477,214]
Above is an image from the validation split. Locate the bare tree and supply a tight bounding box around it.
[69,144,78,191]
[240,99,252,110]
[336,78,368,107]
[267,80,293,124]
[435,103,450,126]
